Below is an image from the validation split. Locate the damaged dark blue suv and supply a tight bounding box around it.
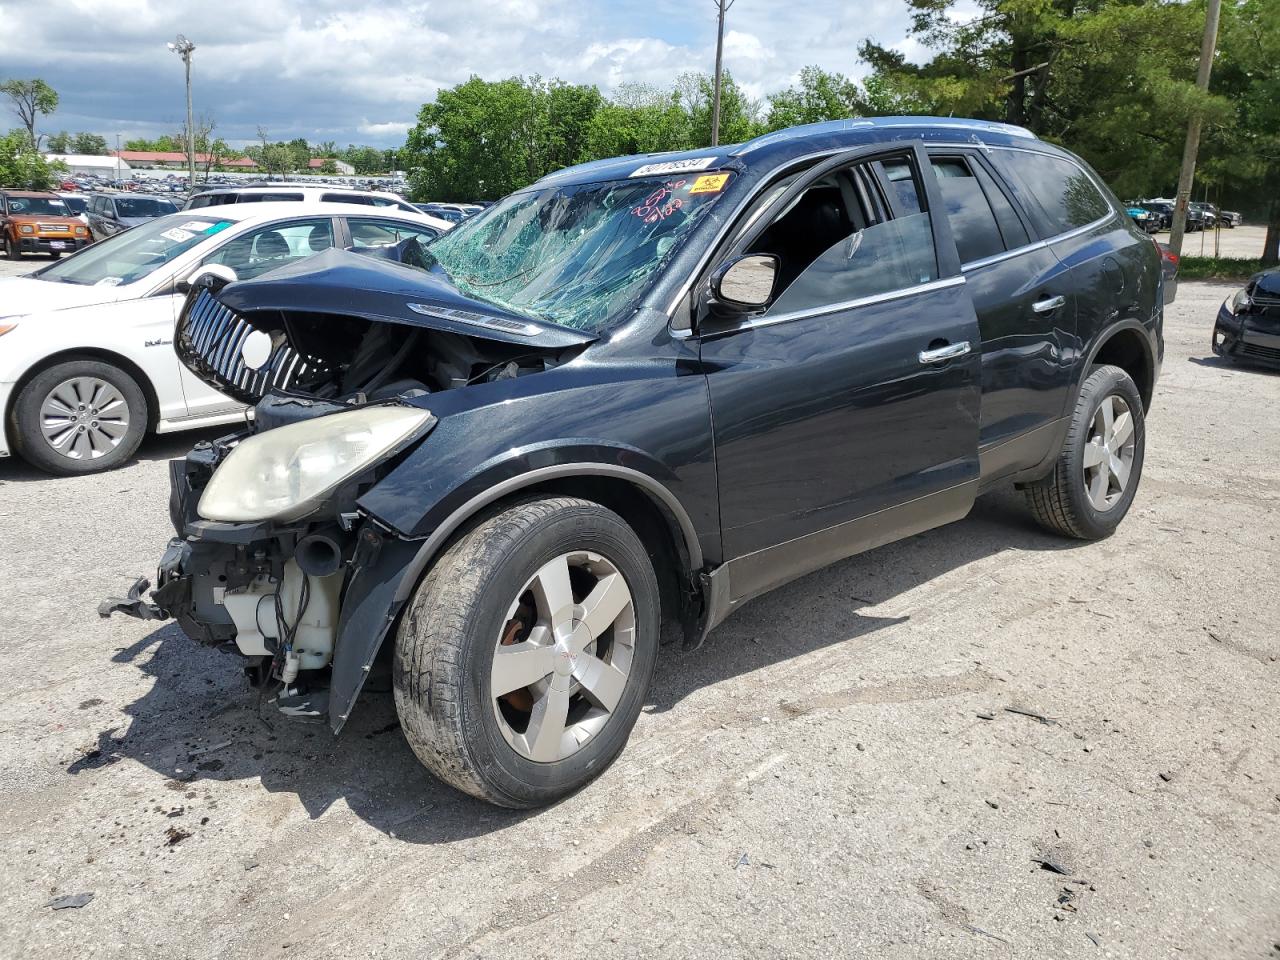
[103,117,1164,807]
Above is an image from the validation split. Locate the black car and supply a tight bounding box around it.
[103,117,1164,808]
[1213,268,1280,366]
[87,193,179,238]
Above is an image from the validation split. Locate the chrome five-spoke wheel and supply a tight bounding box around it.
[40,376,131,461]
[492,550,636,762]
[1082,394,1135,512]
[393,496,660,807]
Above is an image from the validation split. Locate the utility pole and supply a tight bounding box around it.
[710,0,735,147]
[1169,0,1221,257]
[168,34,197,191]
[115,133,121,181]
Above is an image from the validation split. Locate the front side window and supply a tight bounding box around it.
[422,174,728,332]
[35,214,234,286]
[348,217,440,251]
[989,150,1111,237]
[203,218,333,280]
[745,153,938,317]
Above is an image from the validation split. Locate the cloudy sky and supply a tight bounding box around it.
[0,0,930,150]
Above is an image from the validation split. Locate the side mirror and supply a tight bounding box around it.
[709,253,780,315]
[179,263,238,295]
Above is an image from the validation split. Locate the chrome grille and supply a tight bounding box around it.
[37,222,73,233]
[176,288,330,405]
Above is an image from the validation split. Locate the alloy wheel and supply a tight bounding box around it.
[490,550,636,763]
[39,376,131,461]
[1082,394,1136,511]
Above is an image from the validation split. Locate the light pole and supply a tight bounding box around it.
[710,0,735,147]
[167,34,197,191]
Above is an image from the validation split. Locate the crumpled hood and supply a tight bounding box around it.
[215,248,596,349]
[0,276,134,319]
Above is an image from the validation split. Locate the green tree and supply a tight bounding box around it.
[316,159,339,175]
[583,84,692,158]
[401,75,602,201]
[71,132,108,154]
[0,128,58,188]
[676,71,762,146]
[1212,0,1280,263]
[765,66,858,130]
[0,78,58,149]
[857,0,1220,197]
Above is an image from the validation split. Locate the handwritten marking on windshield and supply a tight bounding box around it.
[631,181,686,224]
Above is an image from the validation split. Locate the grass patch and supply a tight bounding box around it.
[1177,257,1267,282]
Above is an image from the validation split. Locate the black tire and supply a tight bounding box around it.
[394,496,661,808]
[1024,364,1146,540]
[3,236,19,260]
[9,359,149,475]
[48,250,60,260]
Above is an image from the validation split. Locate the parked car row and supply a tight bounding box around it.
[1127,198,1243,231]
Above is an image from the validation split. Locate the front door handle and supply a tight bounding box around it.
[918,340,971,364]
[1032,294,1067,314]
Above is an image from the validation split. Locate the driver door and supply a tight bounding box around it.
[698,144,982,601]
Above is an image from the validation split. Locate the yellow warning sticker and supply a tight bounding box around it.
[689,173,731,194]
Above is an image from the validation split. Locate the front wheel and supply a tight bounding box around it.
[1024,364,1145,540]
[394,496,661,808]
[3,236,19,260]
[9,359,149,475]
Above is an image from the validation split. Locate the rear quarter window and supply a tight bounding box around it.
[989,150,1112,238]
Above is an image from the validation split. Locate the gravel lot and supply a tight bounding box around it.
[1152,223,1267,259]
[0,281,1277,960]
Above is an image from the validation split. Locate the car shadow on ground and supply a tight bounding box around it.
[75,485,1087,844]
[0,426,228,484]
[1188,354,1280,376]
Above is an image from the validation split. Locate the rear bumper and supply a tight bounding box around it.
[1214,303,1280,367]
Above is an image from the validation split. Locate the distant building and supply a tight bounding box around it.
[113,150,258,170]
[44,154,133,177]
[309,158,355,175]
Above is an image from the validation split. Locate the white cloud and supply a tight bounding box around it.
[0,0,917,146]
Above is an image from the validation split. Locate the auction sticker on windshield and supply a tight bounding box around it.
[629,157,717,178]
[179,221,214,232]
[161,228,195,243]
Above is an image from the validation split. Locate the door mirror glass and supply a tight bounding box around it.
[712,254,779,311]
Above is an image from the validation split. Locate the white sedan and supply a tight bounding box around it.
[0,203,451,474]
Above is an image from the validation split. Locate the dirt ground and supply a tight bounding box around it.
[0,281,1276,960]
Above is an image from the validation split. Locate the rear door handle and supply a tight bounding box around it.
[1032,294,1066,313]
[918,341,971,364]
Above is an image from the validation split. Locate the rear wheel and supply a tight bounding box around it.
[10,359,148,475]
[1025,364,1145,540]
[394,496,660,808]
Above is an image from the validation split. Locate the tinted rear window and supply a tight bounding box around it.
[931,158,1005,264]
[989,150,1111,238]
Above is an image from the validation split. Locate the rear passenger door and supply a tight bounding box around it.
[925,149,1078,481]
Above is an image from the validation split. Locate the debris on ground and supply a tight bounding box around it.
[1159,771,1174,782]
[976,711,996,720]
[165,827,192,846]
[1085,931,1102,946]
[1032,856,1072,876]
[187,740,232,758]
[965,923,1009,944]
[45,893,94,910]
[1004,706,1057,725]
[986,799,1000,809]
[733,852,750,869]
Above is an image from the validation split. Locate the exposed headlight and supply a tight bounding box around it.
[198,406,434,523]
[75,226,87,236]
[1230,287,1252,314]
[19,224,33,234]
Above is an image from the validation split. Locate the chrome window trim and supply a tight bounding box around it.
[716,275,966,336]
[960,212,1114,272]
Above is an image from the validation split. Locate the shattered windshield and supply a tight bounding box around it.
[422,172,731,331]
